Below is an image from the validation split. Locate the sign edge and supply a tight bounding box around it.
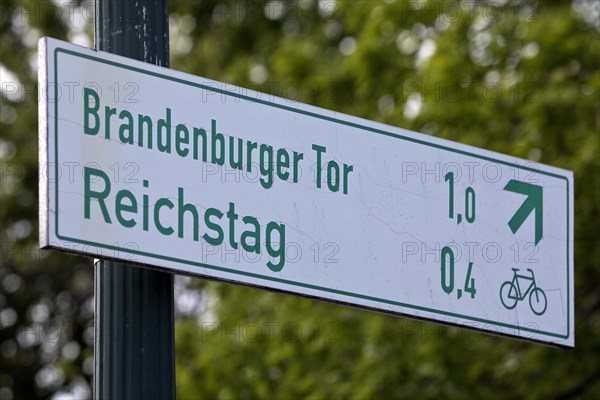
[38,37,50,249]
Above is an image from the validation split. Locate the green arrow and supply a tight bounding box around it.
[503,180,543,245]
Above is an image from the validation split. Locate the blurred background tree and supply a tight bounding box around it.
[0,0,598,399]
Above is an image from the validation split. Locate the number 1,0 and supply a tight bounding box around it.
[444,172,476,224]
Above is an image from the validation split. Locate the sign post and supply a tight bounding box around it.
[39,33,574,347]
[93,1,174,398]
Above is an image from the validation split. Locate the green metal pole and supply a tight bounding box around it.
[93,1,174,399]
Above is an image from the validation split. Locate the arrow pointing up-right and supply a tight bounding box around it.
[503,180,544,245]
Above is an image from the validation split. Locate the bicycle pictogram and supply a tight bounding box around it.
[499,268,547,315]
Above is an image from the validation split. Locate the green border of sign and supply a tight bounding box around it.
[53,47,570,340]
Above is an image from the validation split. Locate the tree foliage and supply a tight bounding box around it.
[0,1,598,399]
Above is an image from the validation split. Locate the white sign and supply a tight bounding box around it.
[39,38,574,347]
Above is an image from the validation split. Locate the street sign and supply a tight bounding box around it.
[39,37,574,347]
